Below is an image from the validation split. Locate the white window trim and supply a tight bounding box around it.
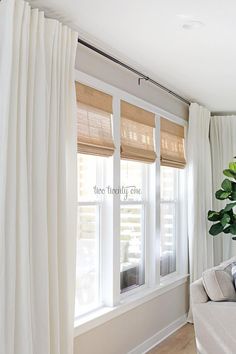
[75,69,189,334]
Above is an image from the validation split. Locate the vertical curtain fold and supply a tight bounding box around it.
[0,1,78,354]
[210,116,236,265]
[0,0,15,351]
[187,103,213,283]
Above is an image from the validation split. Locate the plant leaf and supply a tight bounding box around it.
[223,169,236,179]
[231,191,236,201]
[208,210,221,221]
[224,202,236,212]
[223,226,231,234]
[209,222,224,236]
[220,213,230,226]
[215,189,231,200]
[230,224,236,235]
[229,162,236,172]
[221,179,232,192]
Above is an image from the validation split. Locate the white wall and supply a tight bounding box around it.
[74,45,189,354]
[74,282,189,354]
[75,45,189,121]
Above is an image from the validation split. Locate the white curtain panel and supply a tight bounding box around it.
[0,1,78,354]
[187,103,213,282]
[210,116,236,265]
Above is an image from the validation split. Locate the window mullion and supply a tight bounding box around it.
[101,96,121,307]
[156,114,161,285]
[112,96,121,305]
[147,114,161,287]
[177,169,188,276]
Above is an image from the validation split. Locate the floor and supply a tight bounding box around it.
[148,324,196,354]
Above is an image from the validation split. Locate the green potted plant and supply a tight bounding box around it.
[208,159,236,240]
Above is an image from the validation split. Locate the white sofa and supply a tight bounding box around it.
[191,259,236,354]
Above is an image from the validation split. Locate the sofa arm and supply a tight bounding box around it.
[190,278,209,304]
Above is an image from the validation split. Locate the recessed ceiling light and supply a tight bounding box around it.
[182,20,205,30]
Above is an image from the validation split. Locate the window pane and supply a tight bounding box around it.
[75,205,100,317]
[160,203,176,276]
[160,166,175,200]
[120,205,145,292]
[160,166,178,277]
[120,160,143,201]
[78,154,97,201]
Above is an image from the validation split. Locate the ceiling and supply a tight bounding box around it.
[29,0,236,112]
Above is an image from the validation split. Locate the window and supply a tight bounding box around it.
[120,160,146,293]
[75,154,104,317]
[75,75,188,324]
[76,82,115,317]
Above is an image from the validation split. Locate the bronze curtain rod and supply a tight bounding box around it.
[77,37,191,106]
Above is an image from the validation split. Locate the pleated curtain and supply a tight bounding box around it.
[0,1,78,354]
[187,103,213,283]
[210,116,236,265]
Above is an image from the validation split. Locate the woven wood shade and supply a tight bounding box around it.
[76,82,113,113]
[160,118,186,169]
[120,101,156,163]
[76,82,115,156]
[121,101,155,127]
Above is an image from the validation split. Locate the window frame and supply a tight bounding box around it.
[75,69,188,330]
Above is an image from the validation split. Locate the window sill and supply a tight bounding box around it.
[74,274,189,337]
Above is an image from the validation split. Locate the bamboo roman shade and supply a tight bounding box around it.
[160,118,186,168]
[76,82,115,156]
[120,101,157,163]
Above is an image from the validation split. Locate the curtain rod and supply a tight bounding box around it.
[77,37,191,106]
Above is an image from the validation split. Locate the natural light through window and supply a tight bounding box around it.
[160,166,179,277]
[120,160,146,293]
[75,154,103,317]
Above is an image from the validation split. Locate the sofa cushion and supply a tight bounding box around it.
[220,256,236,275]
[232,263,236,289]
[221,257,236,290]
[202,265,236,302]
[193,301,236,354]
[220,256,236,267]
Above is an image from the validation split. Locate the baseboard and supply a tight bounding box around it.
[128,313,188,354]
